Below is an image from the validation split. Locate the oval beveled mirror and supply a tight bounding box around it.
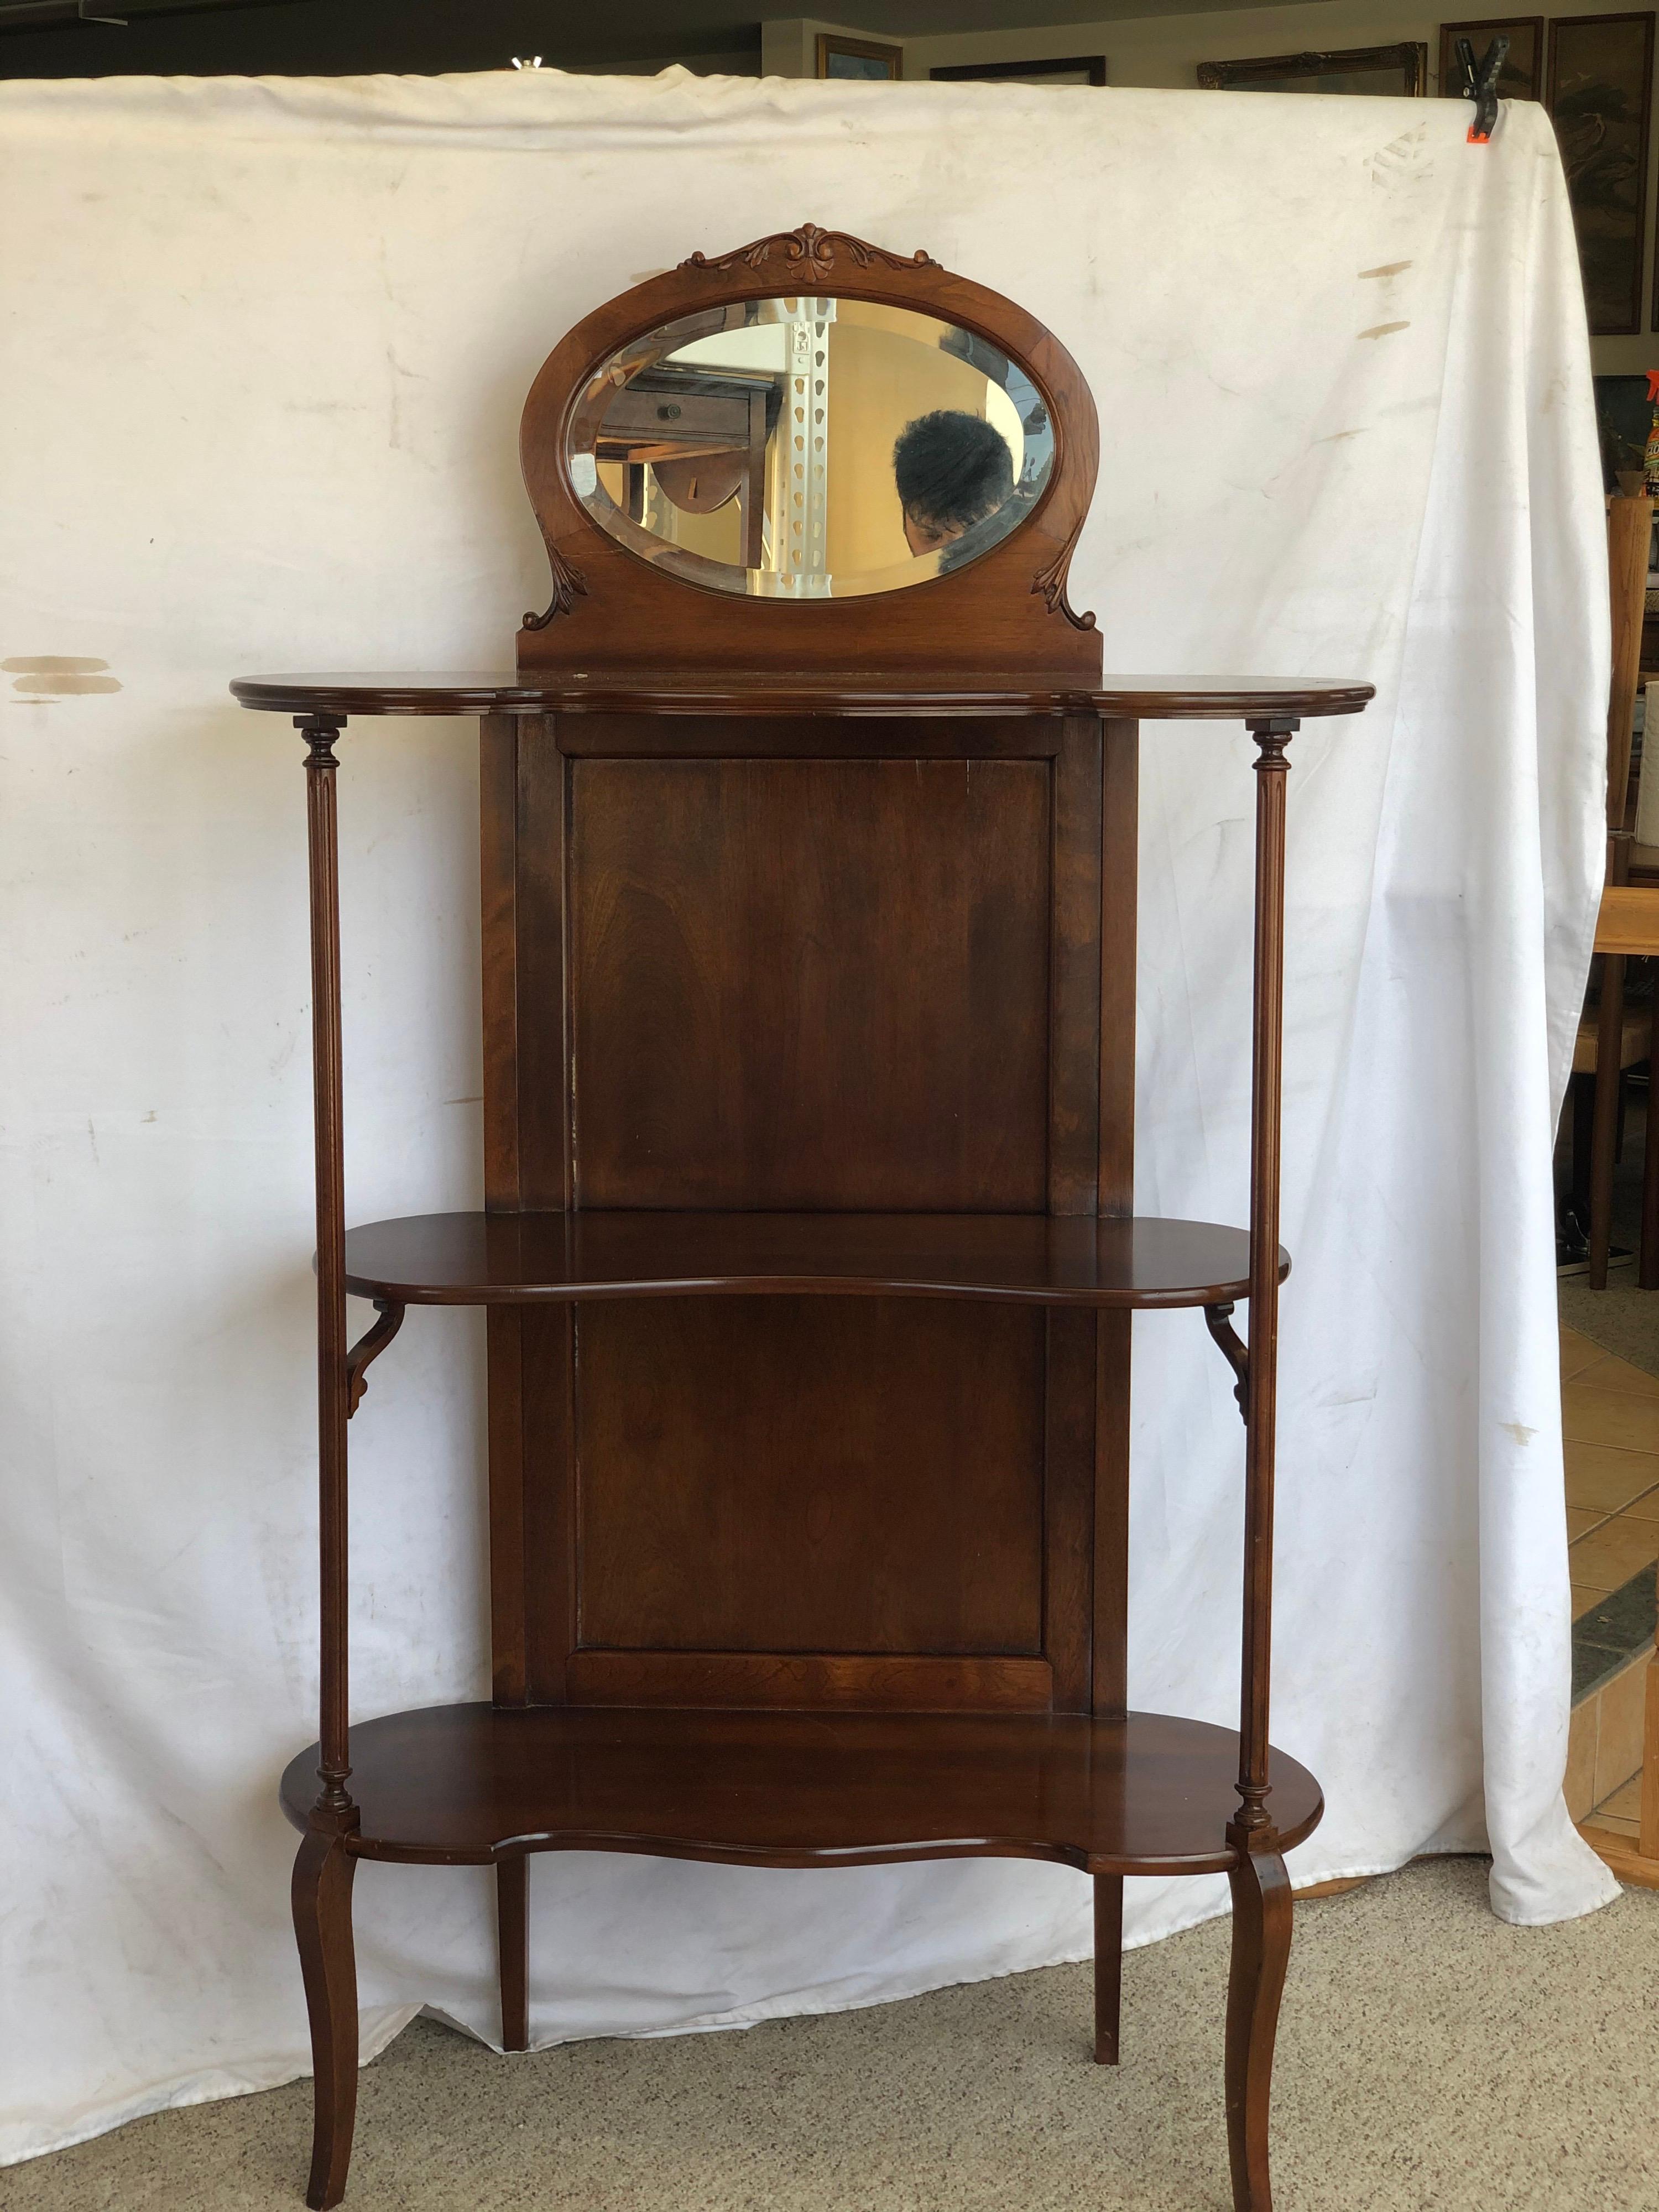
[565,296,1054,599]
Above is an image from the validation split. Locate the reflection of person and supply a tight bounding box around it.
[893,409,1014,558]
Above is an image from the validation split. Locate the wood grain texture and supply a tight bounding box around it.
[1044,1308,1097,1713]
[517,235,1103,680]
[573,1296,1045,1660]
[1225,1848,1293,2212]
[1050,721,1103,1214]
[233,672,1374,721]
[1236,724,1292,1833]
[479,716,520,1211]
[278,1704,1325,1874]
[566,1652,1053,1712]
[1099,718,1139,1217]
[484,1308,528,1706]
[567,755,1051,1209]
[291,1832,358,2210]
[496,1857,529,2053]
[1094,1871,1124,2065]
[340,1210,1290,1309]
[513,719,569,1214]
[1093,1307,1133,1716]
[520,1307,576,1705]
[302,724,354,1821]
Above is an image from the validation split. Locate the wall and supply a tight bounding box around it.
[764,10,1659,368]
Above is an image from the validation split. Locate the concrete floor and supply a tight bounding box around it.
[6,1858,1656,2212]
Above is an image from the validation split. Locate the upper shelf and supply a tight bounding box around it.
[342,1211,1287,1310]
[231,671,1374,722]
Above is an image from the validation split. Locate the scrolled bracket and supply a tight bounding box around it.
[524,542,589,630]
[346,1299,405,1418]
[1031,512,1097,633]
[1203,1301,1249,1423]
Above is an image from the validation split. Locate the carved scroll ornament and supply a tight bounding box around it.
[681,224,938,283]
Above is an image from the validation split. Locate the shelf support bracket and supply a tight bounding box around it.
[346,1300,405,1418]
[1203,1302,1249,1423]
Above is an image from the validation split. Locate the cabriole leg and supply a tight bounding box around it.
[498,1855,529,2052]
[1092,1871,1123,2064]
[292,1829,359,2209]
[1224,1846,1292,2212]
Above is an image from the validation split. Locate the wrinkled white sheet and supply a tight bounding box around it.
[0,66,1618,2166]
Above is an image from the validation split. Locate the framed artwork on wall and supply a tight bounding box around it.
[1437,17,1546,96]
[1545,11,1654,335]
[1197,43,1428,92]
[931,56,1108,86]
[816,32,903,80]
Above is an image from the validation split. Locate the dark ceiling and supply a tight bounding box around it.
[0,0,1201,78]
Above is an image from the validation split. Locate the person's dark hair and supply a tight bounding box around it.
[893,409,1014,531]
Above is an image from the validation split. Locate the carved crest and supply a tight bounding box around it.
[1030,514,1097,633]
[681,225,938,283]
[523,542,589,630]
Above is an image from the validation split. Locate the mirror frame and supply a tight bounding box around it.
[518,225,1101,682]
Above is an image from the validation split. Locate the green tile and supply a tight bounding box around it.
[1572,1564,1658,1700]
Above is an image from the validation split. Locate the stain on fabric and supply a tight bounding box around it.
[1359,261,1413,279]
[1358,322,1410,341]
[3,656,122,697]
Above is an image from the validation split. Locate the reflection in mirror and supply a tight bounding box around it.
[567,298,1053,599]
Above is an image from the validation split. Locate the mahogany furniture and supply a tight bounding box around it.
[233,226,1371,2212]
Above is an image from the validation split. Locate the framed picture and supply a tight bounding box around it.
[816,32,902,81]
[1197,43,1428,93]
[931,56,1107,86]
[1437,18,1545,98]
[1545,12,1654,336]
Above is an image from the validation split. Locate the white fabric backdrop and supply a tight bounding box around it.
[0,67,1619,2166]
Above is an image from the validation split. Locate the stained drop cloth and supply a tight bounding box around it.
[0,66,1617,2164]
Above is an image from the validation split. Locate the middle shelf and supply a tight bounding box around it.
[341,1210,1288,1309]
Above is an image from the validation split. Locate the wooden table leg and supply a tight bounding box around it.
[498,1856,529,2052]
[1093,1871,1123,2065]
[292,1832,359,2211]
[1225,1848,1292,2212]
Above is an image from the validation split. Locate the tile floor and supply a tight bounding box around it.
[1562,1326,1659,1618]
[1563,1324,1659,1833]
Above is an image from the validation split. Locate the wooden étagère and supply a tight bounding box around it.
[232,228,1371,2212]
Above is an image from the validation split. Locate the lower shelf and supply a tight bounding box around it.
[280,1703,1323,1876]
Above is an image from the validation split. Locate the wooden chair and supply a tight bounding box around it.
[1579,886,1659,1888]
[1584,495,1653,1287]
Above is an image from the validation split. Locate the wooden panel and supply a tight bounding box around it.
[1093,1307,1133,1717]
[1050,718,1103,1213]
[520,1305,576,1704]
[515,719,570,1212]
[566,756,1051,1210]
[1100,719,1139,1217]
[567,1652,1052,1712]
[554,713,1062,758]
[574,1296,1046,1657]
[485,1308,526,1705]
[1044,1308,1097,1713]
[479,716,520,1211]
